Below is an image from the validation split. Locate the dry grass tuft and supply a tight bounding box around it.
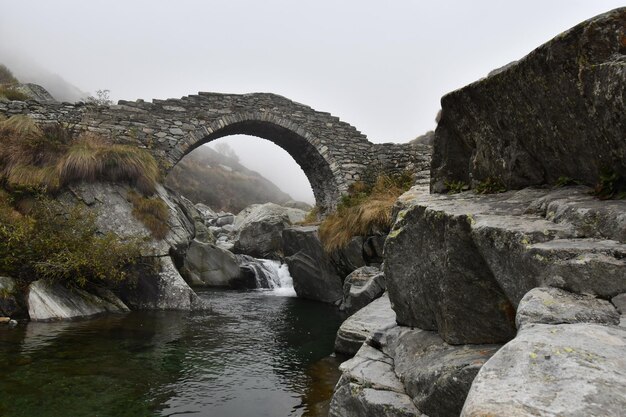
[127,190,170,240]
[0,85,29,101]
[0,116,160,194]
[319,173,413,252]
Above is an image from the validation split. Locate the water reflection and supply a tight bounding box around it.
[0,289,344,417]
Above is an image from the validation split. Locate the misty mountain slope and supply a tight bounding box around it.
[165,145,294,213]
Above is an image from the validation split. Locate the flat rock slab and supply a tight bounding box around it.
[334,293,397,355]
[516,287,620,328]
[385,185,626,344]
[461,323,626,417]
[340,266,385,315]
[27,280,129,321]
[330,343,421,417]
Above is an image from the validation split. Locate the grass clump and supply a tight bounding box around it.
[0,85,29,101]
[444,180,469,194]
[593,170,626,200]
[319,171,413,252]
[474,177,506,194]
[0,64,18,84]
[0,194,146,288]
[128,190,170,240]
[298,206,320,225]
[0,115,160,194]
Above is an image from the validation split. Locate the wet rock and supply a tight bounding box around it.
[363,234,386,263]
[329,344,420,417]
[0,276,23,317]
[335,294,396,355]
[233,203,307,259]
[183,239,240,287]
[340,266,386,315]
[283,226,343,303]
[120,257,209,311]
[516,287,620,328]
[461,323,626,417]
[431,8,626,193]
[330,236,367,278]
[27,280,129,321]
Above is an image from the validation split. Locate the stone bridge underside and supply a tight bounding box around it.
[0,92,429,212]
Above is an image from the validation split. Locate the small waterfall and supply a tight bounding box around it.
[236,256,297,297]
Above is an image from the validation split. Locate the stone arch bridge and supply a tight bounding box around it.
[0,92,429,212]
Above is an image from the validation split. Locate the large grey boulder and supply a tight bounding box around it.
[385,184,626,344]
[431,8,626,193]
[182,239,241,287]
[283,226,343,303]
[461,323,626,417]
[329,344,420,417]
[27,280,129,321]
[330,236,367,278]
[516,287,620,328]
[340,266,385,315]
[233,203,307,258]
[335,293,396,355]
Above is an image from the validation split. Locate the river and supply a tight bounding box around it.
[0,280,346,417]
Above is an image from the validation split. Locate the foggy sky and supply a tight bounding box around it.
[1,1,622,204]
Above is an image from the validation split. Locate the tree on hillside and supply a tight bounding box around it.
[214,142,240,162]
[87,89,113,105]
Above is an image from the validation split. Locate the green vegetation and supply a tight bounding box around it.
[299,206,320,225]
[0,115,160,194]
[474,177,507,194]
[593,170,626,200]
[444,180,469,194]
[319,171,413,252]
[555,176,582,187]
[0,192,145,288]
[0,114,164,289]
[0,64,18,84]
[128,191,170,240]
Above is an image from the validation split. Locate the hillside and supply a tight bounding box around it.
[165,145,294,213]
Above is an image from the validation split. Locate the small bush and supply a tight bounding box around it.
[444,180,469,194]
[0,85,29,101]
[319,172,413,252]
[593,170,626,200]
[128,191,169,240]
[0,194,147,288]
[0,64,18,84]
[474,177,506,194]
[555,176,582,188]
[298,206,320,225]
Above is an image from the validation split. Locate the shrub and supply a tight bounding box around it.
[0,194,147,288]
[319,172,413,252]
[474,177,506,194]
[444,180,469,194]
[0,85,29,101]
[0,64,18,84]
[593,170,626,200]
[128,191,170,240]
[0,116,160,194]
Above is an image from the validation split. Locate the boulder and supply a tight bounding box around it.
[216,213,235,227]
[120,257,209,311]
[27,280,129,321]
[363,234,386,263]
[431,8,626,193]
[461,323,626,417]
[516,287,620,329]
[335,293,396,355]
[613,293,626,328]
[0,276,22,317]
[385,184,626,344]
[387,329,501,417]
[329,344,420,417]
[330,236,367,278]
[183,239,241,287]
[283,226,343,303]
[233,203,307,258]
[11,83,57,103]
[340,266,386,315]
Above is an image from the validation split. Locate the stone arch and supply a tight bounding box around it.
[174,113,345,213]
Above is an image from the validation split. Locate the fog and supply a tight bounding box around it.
[1,1,622,203]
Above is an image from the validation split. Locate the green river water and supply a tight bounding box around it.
[0,288,346,417]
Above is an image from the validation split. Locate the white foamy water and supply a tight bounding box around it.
[254,259,297,297]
